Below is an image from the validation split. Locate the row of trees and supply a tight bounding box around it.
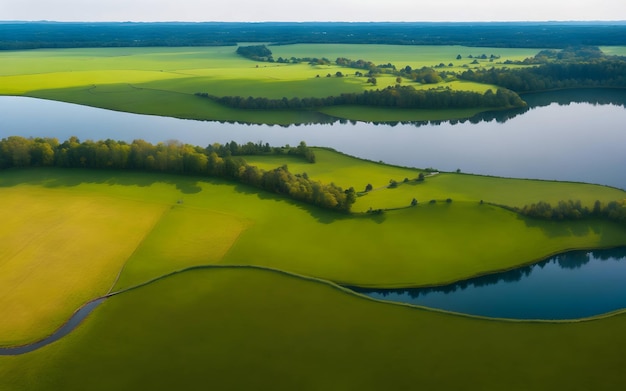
[205,140,315,163]
[197,85,526,111]
[460,48,626,92]
[515,200,626,224]
[461,59,626,92]
[0,136,355,212]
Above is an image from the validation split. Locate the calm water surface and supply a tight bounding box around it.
[352,248,626,320]
[1,90,625,189]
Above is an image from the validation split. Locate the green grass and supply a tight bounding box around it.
[222,200,626,287]
[28,84,329,124]
[1,156,625,346]
[245,148,626,212]
[1,267,626,390]
[0,45,544,123]
[1,145,626,389]
[600,46,626,56]
[269,44,542,71]
[112,204,251,291]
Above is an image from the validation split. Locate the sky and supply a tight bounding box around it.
[1,0,625,22]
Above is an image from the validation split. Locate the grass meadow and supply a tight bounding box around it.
[3,44,626,390]
[1,147,625,348]
[2,267,626,390]
[0,45,541,123]
[246,148,626,212]
[1,145,625,389]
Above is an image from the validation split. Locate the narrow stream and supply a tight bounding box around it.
[0,298,106,356]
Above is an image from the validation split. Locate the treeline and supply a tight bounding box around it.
[460,55,626,92]
[514,200,626,224]
[206,140,316,163]
[197,86,526,111]
[0,136,356,212]
[4,22,626,50]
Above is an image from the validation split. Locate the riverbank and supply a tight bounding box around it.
[3,266,626,390]
[0,45,538,124]
[1,156,625,345]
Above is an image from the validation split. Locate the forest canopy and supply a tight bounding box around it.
[2,22,626,50]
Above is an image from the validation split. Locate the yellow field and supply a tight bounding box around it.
[0,185,168,346]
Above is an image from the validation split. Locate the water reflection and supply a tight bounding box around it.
[1,89,626,190]
[331,89,626,127]
[350,247,626,320]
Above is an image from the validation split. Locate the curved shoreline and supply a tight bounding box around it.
[0,298,105,355]
[4,255,626,356]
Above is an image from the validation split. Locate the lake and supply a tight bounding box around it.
[350,247,626,320]
[1,89,626,189]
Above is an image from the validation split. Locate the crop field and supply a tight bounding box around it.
[0,182,168,345]
[0,45,541,123]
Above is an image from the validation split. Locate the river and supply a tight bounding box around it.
[1,89,625,189]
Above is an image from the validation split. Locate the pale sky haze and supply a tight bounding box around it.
[1,0,625,22]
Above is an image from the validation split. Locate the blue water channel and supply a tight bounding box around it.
[350,247,626,320]
[0,298,105,355]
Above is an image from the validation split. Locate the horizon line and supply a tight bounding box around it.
[3,19,626,24]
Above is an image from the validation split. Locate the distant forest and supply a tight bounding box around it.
[2,21,626,50]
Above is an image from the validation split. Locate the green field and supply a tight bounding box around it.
[245,148,626,212]
[0,45,541,123]
[2,267,626,390]
[1,144,626,388]
[1,147,625,347]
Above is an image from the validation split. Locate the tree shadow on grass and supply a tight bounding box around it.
[232,182,387,224]
[0,167,386,224]
[517,213,623,239]
[0,167,203,194]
